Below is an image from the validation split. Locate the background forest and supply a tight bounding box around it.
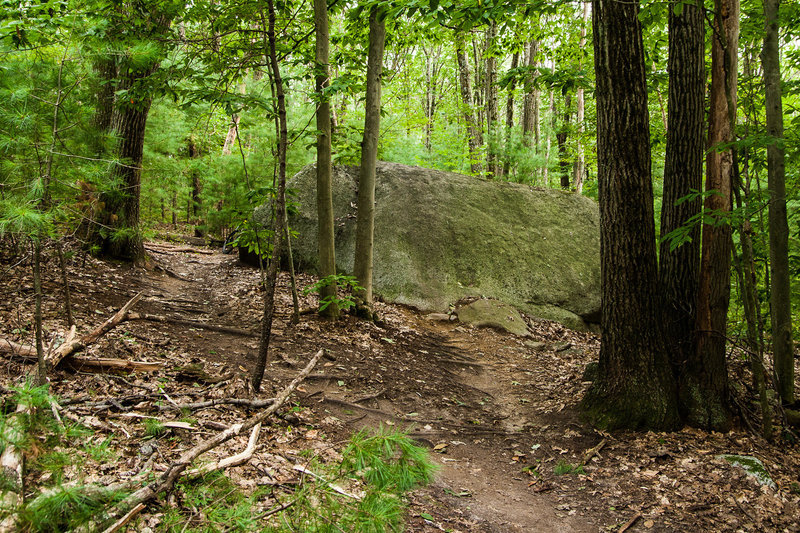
[3,0,800,530]
[2,0,800,324]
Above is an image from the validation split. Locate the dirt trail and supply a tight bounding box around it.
[133,244,605,531]
[6,240,797,532]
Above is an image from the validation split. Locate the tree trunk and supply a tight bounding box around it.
[659,0,704,390]
[33,241,46,386]
[503,52,519,178]
[733,160,773,440]
[94,13,171,264]
[252,0,288,392]
[314,0,339,319]
[521,40,538,150]
[353,6,386,316]
[102,83,152,263]
[573,2,590,193]
[91,55,117,154]
[581,0,680,431]
[485,22,500,178]
[556,92,572,189]
[423,45,443,152]
[762,0,794,404]
[690,0,739,431]
[222,82,246,156]
[455,32,482,175]
[188,139,203,238]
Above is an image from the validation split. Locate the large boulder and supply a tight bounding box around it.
[281,162,601,329]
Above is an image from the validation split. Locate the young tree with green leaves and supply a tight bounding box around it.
[315,0,339,319]
[353,5,386,318]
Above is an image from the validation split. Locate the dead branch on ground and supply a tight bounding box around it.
[87,349,324,530]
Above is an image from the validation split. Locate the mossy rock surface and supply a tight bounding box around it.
[281,162,601,329]
[718,454,776,489]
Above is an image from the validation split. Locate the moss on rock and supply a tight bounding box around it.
[286,162,601,329]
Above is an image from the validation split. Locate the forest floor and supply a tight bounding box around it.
[2,236,800,532]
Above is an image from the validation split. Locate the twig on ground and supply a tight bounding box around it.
[581,438,607,466]
[618,512,642,533]
[91,349,325,529]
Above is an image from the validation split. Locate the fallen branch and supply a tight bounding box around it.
[101,503,146,533]
[159,397,276,412]
[187,423,262,478]
[128,313,257,337]
[100,349,324,526]
[581,438,607,466]
[65,357,162,374]
[618,512,642,533]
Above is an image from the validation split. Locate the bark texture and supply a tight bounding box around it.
[353,7,386,312]
[485,22,500,178]
[581,0,679,430]
[762,0,794,404]
[314,0,339,319]
[659,0,704,384]
[689,0,739,430]
[689,0,739,431]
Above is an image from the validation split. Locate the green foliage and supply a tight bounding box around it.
[142,418,166,438]
[303,275,364,311]
[553,459,584,476]
[18,484,128,533]
[277,427,436,532]
[158,428,434,532]
[160,472,264,532]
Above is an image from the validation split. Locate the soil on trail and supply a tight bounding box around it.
[2,239,800,532]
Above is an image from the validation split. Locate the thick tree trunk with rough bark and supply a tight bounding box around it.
[102,78,153,263]
[659,0,704,387]
[763,0,794,404]
[314,0,338,319]
[581,0,680,431]
[91,56,117,153]
[455,32,482,175]
[690,0,738,431]
[92,12,172,264]
[353,7,386,315]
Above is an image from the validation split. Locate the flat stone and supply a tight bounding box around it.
[524,341,548,351]
[455,299,531,337]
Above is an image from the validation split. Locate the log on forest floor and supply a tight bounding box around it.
[0,294,143,533]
